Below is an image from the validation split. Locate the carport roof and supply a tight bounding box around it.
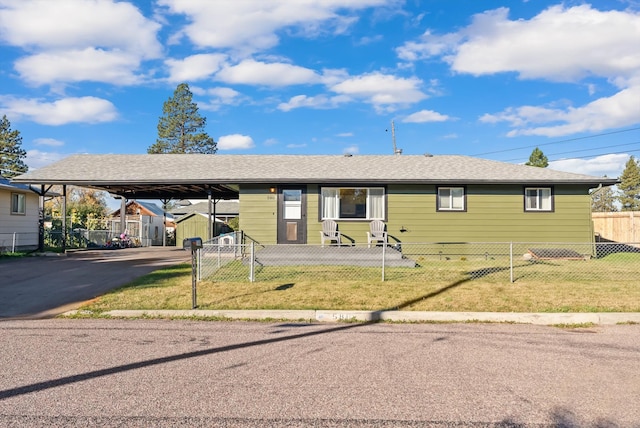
[12,153,618,199]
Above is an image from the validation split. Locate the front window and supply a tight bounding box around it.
[525,187,553,211]
[321,187,385,220]
[437,187,465,211]
[11,193,26,215]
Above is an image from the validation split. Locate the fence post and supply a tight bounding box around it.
[197,247,202,281]
[249,241,255,282]
[510,242,514,283]
[12,233,17,253]
[381,242,386,282]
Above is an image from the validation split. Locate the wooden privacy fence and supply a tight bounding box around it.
[592,211,640,242]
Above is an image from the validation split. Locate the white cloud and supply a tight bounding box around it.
[25,149,65,170]
[0,0,162,85]
[336,132,353,137]
[343,145,359,155]
[216,59,320,86]
[198,87,244,112]
[287,143,307,149]
[217,134,255,150]
[33,138,64,147]
[165,54,228,83]
[15,49,145,86]
[481,85,640,137]
[403,109,451,123]
[398,5,640,84]
[330,72,427,113]
[399,5,640,137]
[1,96,118,125]
[158,0,388,54]
[278,94,349,112]
[549,153,629,178]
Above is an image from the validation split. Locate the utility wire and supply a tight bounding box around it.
[471,126,640,157]
[503,141,640,163]
[546,148,640,162]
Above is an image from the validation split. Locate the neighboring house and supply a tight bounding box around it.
[12,154,618,245]
[0,177,39,251]
[109,200,171,246]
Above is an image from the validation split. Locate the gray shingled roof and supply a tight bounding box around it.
[13,154,616,186]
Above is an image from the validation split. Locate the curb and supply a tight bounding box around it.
[64,309,640,325]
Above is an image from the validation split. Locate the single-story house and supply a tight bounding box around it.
[11,154,618,245]
[109,200,171,246]
[0,177,40,251]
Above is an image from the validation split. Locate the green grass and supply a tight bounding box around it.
[0,251,29,261]
[78,256,640,315]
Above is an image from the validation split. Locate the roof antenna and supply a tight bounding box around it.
[390,120,402,155]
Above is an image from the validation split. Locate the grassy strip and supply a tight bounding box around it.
[78,259,640,314]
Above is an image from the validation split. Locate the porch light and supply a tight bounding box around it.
[269,187,276,193]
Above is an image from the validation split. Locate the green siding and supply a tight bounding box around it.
[384,184,594,243]
[239,183,595,244]
[239,184,278,243]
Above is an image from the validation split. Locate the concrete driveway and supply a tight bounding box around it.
[0,247,190,319]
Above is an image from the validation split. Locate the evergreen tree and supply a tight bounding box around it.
[0,115,28,178]
[590,184,618,212]
[525,147,549,168]
[147,83,217,154]
[618,156,640,210]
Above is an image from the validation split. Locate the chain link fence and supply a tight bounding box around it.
[197,241,640,285]
[0,232,39,253]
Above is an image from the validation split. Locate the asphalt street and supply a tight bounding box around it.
[0,247,190,318]
[1,319,639,427]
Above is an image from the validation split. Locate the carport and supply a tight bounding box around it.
[11,154,239,252]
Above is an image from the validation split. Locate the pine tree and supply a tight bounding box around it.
[147,83,217,154]
[618,156,640,210]
[0,115,28,178]
[525,147,549,168]
[590,185,618,212]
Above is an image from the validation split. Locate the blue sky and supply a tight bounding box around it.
[1,0,640,182]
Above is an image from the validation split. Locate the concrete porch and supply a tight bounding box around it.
[250,244,416,268]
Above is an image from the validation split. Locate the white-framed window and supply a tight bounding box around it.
[321,187,385,220]
[11,192,26,215]
[525,187,553,211]
[437,187,465,211]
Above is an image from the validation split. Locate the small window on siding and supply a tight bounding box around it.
[524,187,553,211]
[437,187,466,211]
[11,193,26,215]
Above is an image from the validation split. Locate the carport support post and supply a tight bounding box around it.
[207,189,212,241]
[120,197,127,236]
[61,185,67,253]
[161,198,169,247]
[38,185,45,252]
